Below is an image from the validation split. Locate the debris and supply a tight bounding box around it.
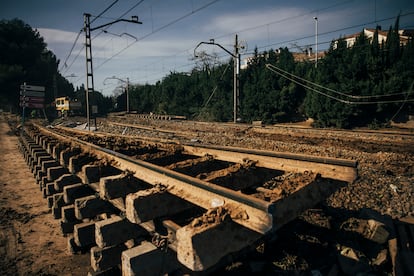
[365,219,389,244]
[210,198,224,208]
[389,184,398,193]
[337,245,371,275]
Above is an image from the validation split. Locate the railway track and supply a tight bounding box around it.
[106,113,414,139]
[18,122,360,274]
[102,116,414,156]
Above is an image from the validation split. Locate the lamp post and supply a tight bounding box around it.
[314,16,318,68]
[194,34,243,123]
[84,13,141,130]
[104,76,130,113]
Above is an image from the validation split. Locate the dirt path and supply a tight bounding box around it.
[0,115,90,275]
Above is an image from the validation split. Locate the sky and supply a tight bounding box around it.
[1,0,414,96]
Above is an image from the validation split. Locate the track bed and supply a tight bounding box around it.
[16,121,360,274]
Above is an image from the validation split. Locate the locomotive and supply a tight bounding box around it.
[55,96,82,117]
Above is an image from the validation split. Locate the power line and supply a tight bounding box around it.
[267,63,411,99]
[61,0,145,75]
[90,0,119,24]
[91,0,145,40]
[59,29,82,72]
[92,0,220,73]
[63,0,147,83]
[390,81,414,121]
[132,9,413,85]
[68,2,413,90]
[257,11,414,51]
[265,63,414,105]
[214,0,354,40]
[127,1,355,80]
[60,0,120,73]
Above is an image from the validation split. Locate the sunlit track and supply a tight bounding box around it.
[102,114,414,156]
[105,114,414,145]
[18,121,357,274]
[260,123,414,138]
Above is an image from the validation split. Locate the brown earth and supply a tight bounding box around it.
[1,113,413,275]
[0,114,90,275]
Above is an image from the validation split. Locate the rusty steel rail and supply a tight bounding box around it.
[182,143,357,183]
[54,124,358,183]
[35,124,273,234]
[23,122,361,272]
[35,123,357,233]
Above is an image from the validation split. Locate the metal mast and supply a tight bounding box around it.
[84,13,94,130]
[314,17,318,68]
[195,34,242,123]
[233,34,240,123]
[83,13,142,131]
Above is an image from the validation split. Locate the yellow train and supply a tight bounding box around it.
[55,96,82,116]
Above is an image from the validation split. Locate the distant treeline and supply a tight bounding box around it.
[122,16,413,128]
[1,17,413,128]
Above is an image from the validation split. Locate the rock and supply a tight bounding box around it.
[365,219,389,244]
[337,245,371,275]
[372,249,388,266]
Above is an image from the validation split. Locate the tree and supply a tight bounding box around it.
[121,17,413,128]
[0,18,75,114]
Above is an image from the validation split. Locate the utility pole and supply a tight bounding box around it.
[84,13,93,131]
[83,13,141,130]
[194,34,243,123]
[233,34,240,123]
[126,77,130,113]
[314,17,318,68]
[104,76,130,113]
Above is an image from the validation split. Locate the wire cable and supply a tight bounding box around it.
[93,0,220,72]
[389,81,414,121]
[265,64,414,105]
[90,0,119,24]
[134,10,413,85]
[266,63,412,99]
[59,29,83,72]
[214,0,354,40]
[257,11,414,51]
[61,0,145,75]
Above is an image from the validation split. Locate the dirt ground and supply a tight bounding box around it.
[0,115,90,275]
[1,113,413,275]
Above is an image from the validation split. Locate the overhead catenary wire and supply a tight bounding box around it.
[91,0,145,40]
[214,0,354,40]
[62,1,413,92]
[257,11,414,52]
[60,0,121,73]
[202,62,231,108]
[92,0,220,73]
[265,63,414,105]
[71,0,219,85]
[135,10,413,85]
[90,0,119,24]
[389,81,414,121]
[61,0,145,75]
[266,63,412,99]
[59,30,83,72]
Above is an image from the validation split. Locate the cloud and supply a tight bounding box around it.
[37,28,80,45]
[206,7,311,41]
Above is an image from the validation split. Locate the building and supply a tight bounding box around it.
[240,48,324,70]
[334,27,413,49]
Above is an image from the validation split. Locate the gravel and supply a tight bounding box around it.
[99,116,414,219]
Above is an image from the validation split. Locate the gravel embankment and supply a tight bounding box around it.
[100,117,414,219]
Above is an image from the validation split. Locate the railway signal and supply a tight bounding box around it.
[20,83,46,125]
